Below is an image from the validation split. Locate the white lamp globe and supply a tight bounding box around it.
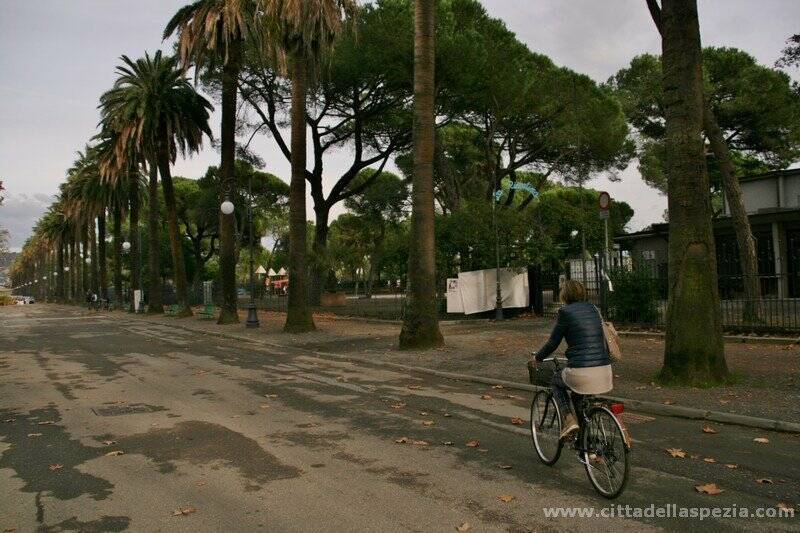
[221,200,235,215]
[122,241,131,252]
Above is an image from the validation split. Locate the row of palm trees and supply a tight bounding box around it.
[12,0,445,348]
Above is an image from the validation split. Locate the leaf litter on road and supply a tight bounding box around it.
[105,450,124,457]
[172,506,198,516]
[702,425,717,434]
[498,495,515,503]
[666,448,687,458]
[510,417,524,426]
[465,440,480,448]
[49,464,63,471]
[753,437,770,444]
[695,483,724,495]
[456,522,471,532]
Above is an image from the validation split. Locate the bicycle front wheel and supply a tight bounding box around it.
[530,390,562,465]
[582,406,630,499]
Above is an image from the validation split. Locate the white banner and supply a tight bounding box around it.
[448,268,529,315]
[446,278,464,313]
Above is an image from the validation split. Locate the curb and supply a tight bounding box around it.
[619,330,799,346]
[137,316,800,435]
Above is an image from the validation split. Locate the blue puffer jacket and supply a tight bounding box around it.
[535,301,611,368]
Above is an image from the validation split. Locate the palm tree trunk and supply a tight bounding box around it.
[81,223,89,297]
[113,202,123,309]
[659,0,727,384]
[98,209,108,300]
[284,55,315,333]
[56,242,65,301]
[129,173,141,299]
[158,151,193,317]
[147,160,163,314]
[399,0,444,349]
[217,40,242,325]
[89,217,99,294]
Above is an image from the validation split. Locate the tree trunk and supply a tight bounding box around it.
[81,223,89,296]
[217,39,242,325]
[147,160,163,314]
[659,0,727,384]
[310,205,330,305]
[129,174,141,303]
[399,0,444,349]
[113,202,123,309]
[98,209,108,300]
[702,108,764,323]
[89,217,99,294]
[56,242,64,301]
[158,152,192,317]
[366,225,387,298]
[284,55,316,333]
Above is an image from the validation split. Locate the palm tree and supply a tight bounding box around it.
[164,0,254,324]
[398,0,444,349]
[99,51,213,317]
[259,0,357,333]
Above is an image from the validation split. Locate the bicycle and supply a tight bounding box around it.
[528,356,631,499]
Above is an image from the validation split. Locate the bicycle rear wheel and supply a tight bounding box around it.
[582,406,630,499]
[530,390,562,465]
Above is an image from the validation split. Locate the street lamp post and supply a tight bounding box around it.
[245,174,259,329]
[492,188,503,320]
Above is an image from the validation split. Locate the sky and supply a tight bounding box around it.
[1,0,798,251]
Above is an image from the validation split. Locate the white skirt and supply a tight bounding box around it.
[563,364,613,395]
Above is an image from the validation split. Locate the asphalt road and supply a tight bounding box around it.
[1,305,798,532]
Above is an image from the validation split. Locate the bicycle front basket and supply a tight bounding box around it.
[527,361,555,387]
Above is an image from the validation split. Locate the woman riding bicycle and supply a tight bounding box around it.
[531,279,612,440]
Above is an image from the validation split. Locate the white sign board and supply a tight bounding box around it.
[446,278,464,313]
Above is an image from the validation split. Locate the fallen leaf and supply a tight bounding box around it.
[27,433,42,438]
[480,395,492,400]
[105,450,124,457]
[3,418,15,423]
[498,464,512,470]
[478,448,489,453]
[492,385,504,390]
[259,404,270,409]
[412,440,429,447]
[264,394,278,398]
[635,386,647,390]
[419,411,429,416]
[442,441,454,446]
[49,464,63,471]
[663,400,675,405]
[407,385,422,390]
[390,403,406,410]
[695,483,724,495]
[690,454,700,459]
[510,417,524,426]
[172,506,198,516]
[756,478,773,484]
[754,437,770,444]
[666,448,687,458]
[465,440,480,448]
[703,458,716,463]
[395,437,410,444]
[725,464,739,469]
[498,495,515,503]
[702,425,717,434]
[101,440,116,446]
[38,421,55,426]
[443,413,452,417]
[195,481,207,487]
[456,522,471,532]
[422,420,435,427]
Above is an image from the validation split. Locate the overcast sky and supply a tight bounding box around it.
[1,0,798,250]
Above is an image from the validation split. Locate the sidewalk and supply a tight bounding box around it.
[121,307,800,425]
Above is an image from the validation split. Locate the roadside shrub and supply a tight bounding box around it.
[0,294,15,306]
[608,267,659,324]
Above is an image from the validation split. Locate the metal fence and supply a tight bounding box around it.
[541,256,800,333]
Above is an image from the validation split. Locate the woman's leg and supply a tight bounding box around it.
[551,370,572,416]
